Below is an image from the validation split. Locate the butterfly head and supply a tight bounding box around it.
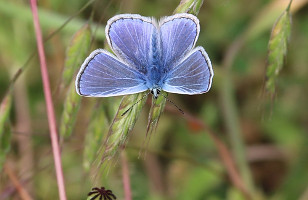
[151,87,161,99]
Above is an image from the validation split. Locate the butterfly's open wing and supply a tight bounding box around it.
[162,47,213,95]
[76,49,148,97]
[159,13,200,71]
[106,14,156,74]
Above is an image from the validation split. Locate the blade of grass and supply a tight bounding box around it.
[29,1,66,199]
[174,0,204,15]
[62,24,92,88]
[101,92,148,163]
[146,91,167,145]
[60,24,92,138]
[0,93,12,171]
[59,80,82,138]
[219,74,256,197]
[265,0,292,97]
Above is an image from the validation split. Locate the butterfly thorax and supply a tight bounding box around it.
[147,67,163,99]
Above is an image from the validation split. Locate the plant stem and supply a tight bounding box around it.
[29,1,67,200]
[4,163,33,200]
[121,151,132,200]
[219,72,255,195]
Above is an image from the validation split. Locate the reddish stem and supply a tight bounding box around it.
[29,1,67,200]
[121,151,132,200]
[4,163,33,200]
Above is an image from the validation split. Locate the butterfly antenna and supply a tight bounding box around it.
[160,93,184,115]
[121,91,151,116]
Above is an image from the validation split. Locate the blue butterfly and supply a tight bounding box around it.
[75,13,213,99]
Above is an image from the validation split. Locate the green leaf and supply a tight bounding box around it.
[265,4,292,96]
[62,23,92,87]
[0,93,12,171]
[60,80,82,138]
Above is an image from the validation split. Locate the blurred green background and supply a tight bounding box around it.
[1,0,308,199]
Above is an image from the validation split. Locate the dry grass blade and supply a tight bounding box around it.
[60,80,81,138]
[265,2,292,97]
[0,93,12,171]
[62,24,91,88]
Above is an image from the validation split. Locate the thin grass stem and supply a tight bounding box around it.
[29,1,66,199]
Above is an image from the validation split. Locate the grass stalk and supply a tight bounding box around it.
[219,74,255,196]
[29,1,66,199]
[121,151,132,200]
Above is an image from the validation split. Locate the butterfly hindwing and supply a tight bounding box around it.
[162,47,213,95]
[76,49,147,97]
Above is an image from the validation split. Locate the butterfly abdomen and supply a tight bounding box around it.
[147,30,163,88]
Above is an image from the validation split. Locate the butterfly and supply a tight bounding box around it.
[75,13,213,99]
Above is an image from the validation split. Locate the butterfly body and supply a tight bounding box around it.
[76,13,213,99]
[145,30,164,98]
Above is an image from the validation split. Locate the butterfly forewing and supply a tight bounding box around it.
[106,14,156,74]
[162,47,213,95]
[159,13,200,71]
[76,49,147,97]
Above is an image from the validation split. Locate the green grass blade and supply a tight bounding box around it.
[60,80,81,138]
[62,24,92,87]
[265,4,292,96]
[174,0,204,15]
[101,92,148,163]
[60,24,91,138]
[146,91,167,138]
[0,93,12,171]
[83,101,108,172]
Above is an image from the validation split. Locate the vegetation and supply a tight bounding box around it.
[1,0,308,199]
